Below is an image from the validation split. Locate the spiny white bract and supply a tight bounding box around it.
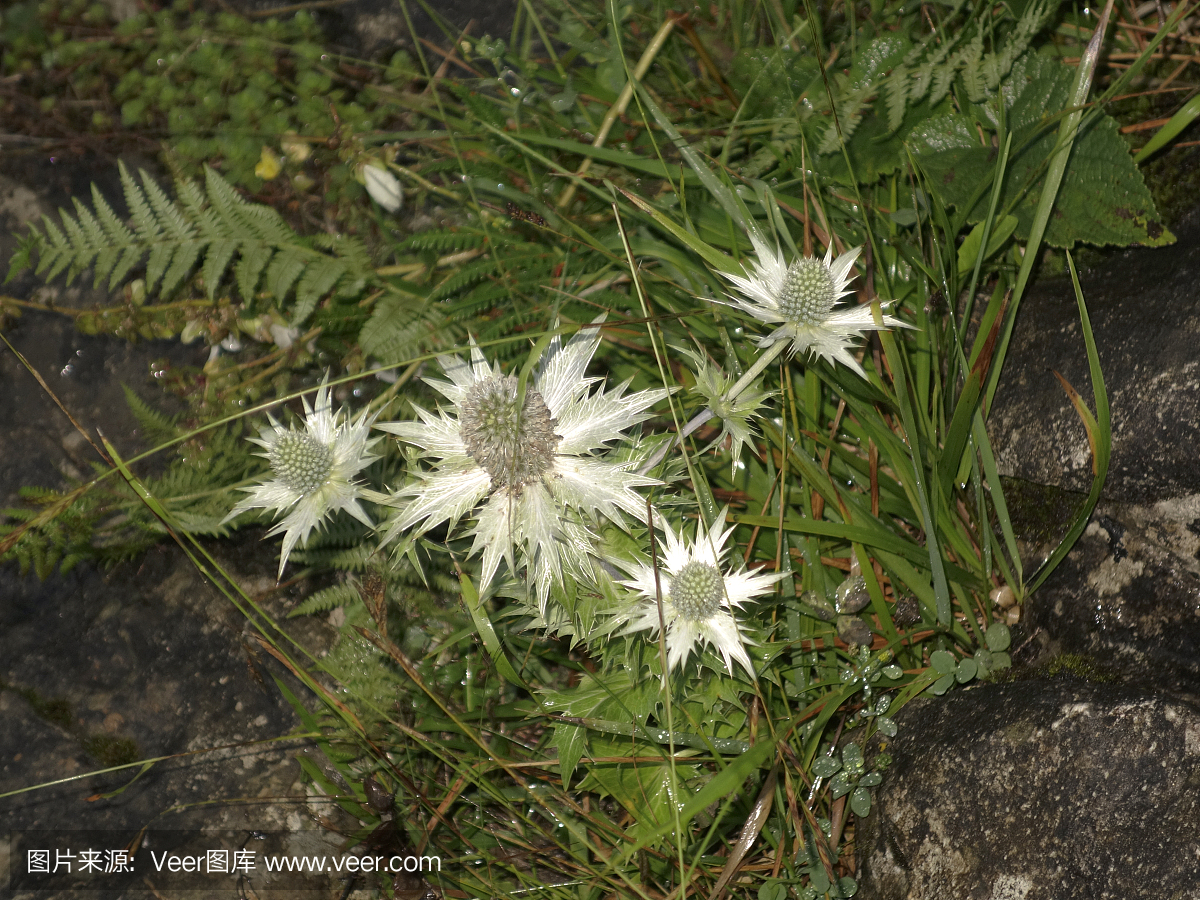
[680,345,770,462]
[619,509,782,678]
[226,381,381,579]
[377,319,668,610]
[722,240,907,378]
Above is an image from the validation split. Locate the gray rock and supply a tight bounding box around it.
[988,212,1200,506]
[856,680,1200,899]
[1023,496,1200,689]
[983,212,1200,689]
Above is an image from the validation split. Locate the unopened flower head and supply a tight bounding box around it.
[680,346,770,462]
[723,239,908,378]
[620,509,782,678]
[359,161,403,212]
[226,380,381,579]
[378,318,668,609]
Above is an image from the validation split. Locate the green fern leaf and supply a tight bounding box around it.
[288,582,362,618]
[294,258,346,325]
[235,242,273,303]
[265,246,309,304]
[122,384,181,445]
[400,229,486,254]
[886,65,909,133]
[36,214,73,282]
[360,292,444,363]
[18,160,376,317]
[202,239,239,299]
[427,258,498,303]
[121,161,162,246]
[960,31,987,102]
[61,203,100,282]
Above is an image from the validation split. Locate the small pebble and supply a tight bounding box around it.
[990,585,1016,609]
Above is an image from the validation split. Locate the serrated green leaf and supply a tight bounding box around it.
[911,52,1172,248]
[235,242,272,302]
[265,246,307,303]
[294,259,346,324]
[202,239,239,299]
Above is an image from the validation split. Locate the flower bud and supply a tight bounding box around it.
[361,162,402,212]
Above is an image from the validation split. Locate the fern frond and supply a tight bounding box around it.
[14,161,370,320]
[959,30,987,103]
[400,229,486,254]
[360,293,447,363]
[427,258,499,303]
[886,65,910,133]
[288,582,362,618]
[123,384,181,445]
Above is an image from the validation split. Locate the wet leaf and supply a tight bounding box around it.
[985,622,1011,652]
[813,755,842,778]
[930,650,957,675]
[850,786,872,818]
[930,673,956,695]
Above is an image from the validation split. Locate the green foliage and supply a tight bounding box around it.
[909,52,1172,248]
[0,394,254,577]
[9,163,368,323]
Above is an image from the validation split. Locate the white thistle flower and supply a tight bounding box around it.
[226,381,381,579]
[723,240,908,378]
[378,319,667,608]
[620,510,782,678]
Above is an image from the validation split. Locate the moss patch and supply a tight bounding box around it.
[80,734,142,768]
[1040,653,1116,683]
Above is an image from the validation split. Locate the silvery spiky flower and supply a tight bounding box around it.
[722,240,907,378]
[378,319,667,608]
[620,510,782,677]
[226,381,381,579]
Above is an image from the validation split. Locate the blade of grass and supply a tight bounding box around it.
[874,311,952,626]
[984,0,1115,413]
[556,14,677,210]
[1028,251,1109,592]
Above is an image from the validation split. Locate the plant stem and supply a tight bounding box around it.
[555,16,678,210]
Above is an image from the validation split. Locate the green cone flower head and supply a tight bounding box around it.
[226,379,381,578]
[619,509,782,678]
[722,239,908,378]
[378,318,668,610]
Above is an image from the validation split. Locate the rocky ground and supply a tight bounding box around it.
[856,207,1200,898]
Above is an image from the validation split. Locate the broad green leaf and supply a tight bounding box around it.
[910,52,1172,248]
